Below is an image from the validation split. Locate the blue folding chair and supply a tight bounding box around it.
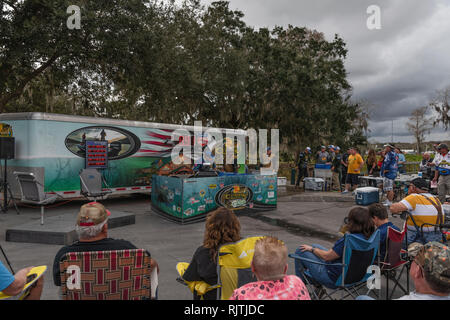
[289,230,380,300]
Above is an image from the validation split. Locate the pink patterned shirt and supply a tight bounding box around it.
[230,275,311,300]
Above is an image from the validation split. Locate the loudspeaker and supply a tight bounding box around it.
[0,137,15,159]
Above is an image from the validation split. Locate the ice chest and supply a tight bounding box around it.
[355,187,379,205]
[304,177,325,191]
[315,164,332,169]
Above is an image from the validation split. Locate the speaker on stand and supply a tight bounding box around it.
[0,137,19,214]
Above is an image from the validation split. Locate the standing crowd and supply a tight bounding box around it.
[295,143,450,205]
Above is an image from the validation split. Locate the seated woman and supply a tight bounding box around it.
[230,236,310,300]
[294,207,375,290]
[182,207,241,300]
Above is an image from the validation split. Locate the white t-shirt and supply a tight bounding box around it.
[396,291,450,300]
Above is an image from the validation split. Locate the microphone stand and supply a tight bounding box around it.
[0,243,14,274]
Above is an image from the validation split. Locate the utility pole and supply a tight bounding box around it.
[391,120,394,143]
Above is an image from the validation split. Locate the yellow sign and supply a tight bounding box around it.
[0,123,13,137]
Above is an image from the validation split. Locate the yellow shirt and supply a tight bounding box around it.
[400,193,442,231]
[347,154,364,174]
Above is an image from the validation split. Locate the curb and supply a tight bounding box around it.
[278,194,354,203]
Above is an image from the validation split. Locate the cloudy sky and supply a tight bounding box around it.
[201,0,450,143]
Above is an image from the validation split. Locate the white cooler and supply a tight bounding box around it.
[304,178,325,191]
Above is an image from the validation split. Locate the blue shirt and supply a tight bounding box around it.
[381,151,398,179]
[397,153,405,168]
[327,233,367,283]
[377,222,400,259]
[0,261,15,292]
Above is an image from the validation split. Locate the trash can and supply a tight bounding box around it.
[291,168,296,185]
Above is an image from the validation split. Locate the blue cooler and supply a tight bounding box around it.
[315,164,332,169]
[355,187,379,206]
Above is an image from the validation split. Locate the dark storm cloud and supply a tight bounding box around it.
[201,0,450,142]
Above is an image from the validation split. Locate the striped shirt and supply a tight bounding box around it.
[400,193,443,232]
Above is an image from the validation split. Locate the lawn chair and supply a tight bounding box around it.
[379,223,411,300]
[175,236,263,300]
[79,168,112,201]
[59,249,156,300]
[175,262,220,300]
[400,210,449,245]
[216,236,264,300]
[289,230,380,300]
[13,171,62,225]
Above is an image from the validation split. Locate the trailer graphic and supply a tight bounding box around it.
[0,113,246,199]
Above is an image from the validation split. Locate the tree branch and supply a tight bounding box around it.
[0,53,59,111]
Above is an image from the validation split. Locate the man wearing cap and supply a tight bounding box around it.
[389,178,444,244]
[357,241,450,300]
[331,146,342,191]
[296,147,311,189]
[430,143,450,204]
[328,145,335,161]
[316,146,330,165]
[380,144,398,206]
[400,241,450,299]
[52,202,159,287]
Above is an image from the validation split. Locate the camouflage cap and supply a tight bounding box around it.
[408,242,450,285]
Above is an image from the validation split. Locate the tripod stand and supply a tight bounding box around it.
[0,158,19,214]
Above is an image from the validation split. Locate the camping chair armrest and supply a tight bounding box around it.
[79,175,89,191]
[52,193,65,200]
[100,176,113,191]
[288,253,343,267]
[176,277,188,286]
[35,179,64,198]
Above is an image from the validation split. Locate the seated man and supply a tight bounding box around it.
[419,152,433,179]
[368,203,400,259]
[53,202,158,287]
[357,241,450,300]
[389,178,444,244]
[0,262,43,300]
[230,236,310,300]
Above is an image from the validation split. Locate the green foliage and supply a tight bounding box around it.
[405,154,423,162]
[1,0,367,156]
